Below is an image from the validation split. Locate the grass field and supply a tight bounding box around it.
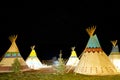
[0,70,120,80]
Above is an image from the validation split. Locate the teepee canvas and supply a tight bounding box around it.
[26,45,43,70]
[74,26,118,75]
[66,47,79,67]
[0,35,28,72]
[109,40,120,72]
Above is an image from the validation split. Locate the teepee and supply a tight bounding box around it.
[0,35,29,72]
[66,47,79,67]
[74,26,118,75]
[26,45,43,70]
[109,40,120,72]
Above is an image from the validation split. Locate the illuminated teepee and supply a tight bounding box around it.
[0,35,28,72]
[74,26,118,75]
[26,45,43,70]
[109,40,120,72]
[66,47,79,67]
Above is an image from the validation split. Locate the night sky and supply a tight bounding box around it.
[0,2,120,60]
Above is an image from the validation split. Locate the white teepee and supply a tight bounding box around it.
[109,40,120,72]
[0,35,29,72]
[74,26,118,75]
[26,45,43,70]
[66,47,79,67]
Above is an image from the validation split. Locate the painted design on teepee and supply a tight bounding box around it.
[66,47,79,66]
[5,35,21,58]
[26,45,43,70]
[71,47,78,57]
[74,26,118,75]
[109,40,120,72]
[110,40,119,53]
[84,26,103,53]
[0,35,28,72]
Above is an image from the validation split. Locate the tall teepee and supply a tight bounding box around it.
[109,40,120,72]
[74,26,118,75]
[0,35,28,72]
[66,47,79,67]
[26,45,43,70]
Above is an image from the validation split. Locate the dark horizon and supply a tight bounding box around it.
[0,7,120,60]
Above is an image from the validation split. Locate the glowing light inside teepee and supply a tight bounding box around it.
[109,40,120,72]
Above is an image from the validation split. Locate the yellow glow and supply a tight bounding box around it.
[71,51,77,56]
[29,50,36,56]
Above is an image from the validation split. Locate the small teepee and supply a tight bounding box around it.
[26,45,43,70]
[74,26,118,75]
[66,47,79,67]
[0,35,28,72]
[109,40,120,72]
